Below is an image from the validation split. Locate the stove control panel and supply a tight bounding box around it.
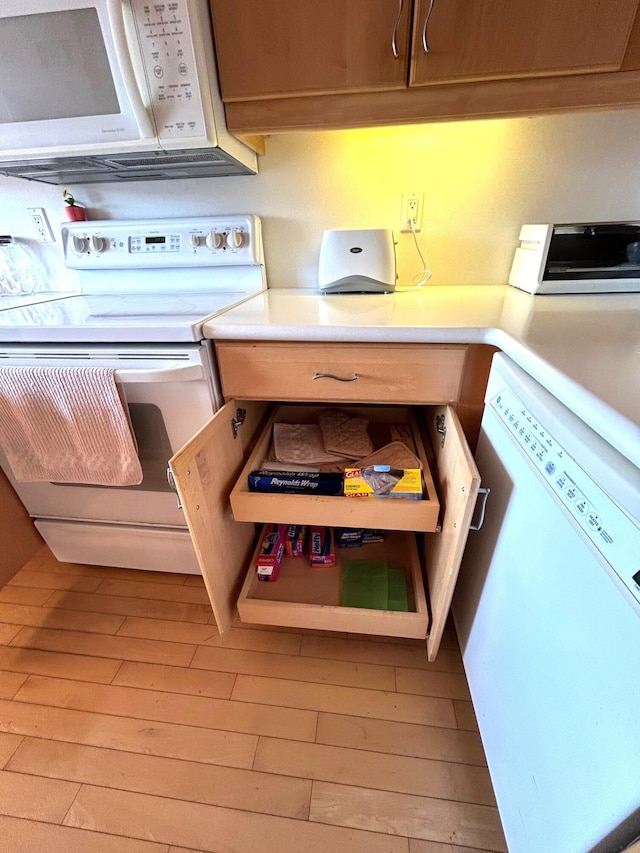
[62,216,263,269]
[491,387,640,609]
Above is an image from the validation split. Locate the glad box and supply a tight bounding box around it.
[344,465,423,500]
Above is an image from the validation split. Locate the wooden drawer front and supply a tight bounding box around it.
[238,530,428,639]
[216,342,467,404]
[230,405,440,533]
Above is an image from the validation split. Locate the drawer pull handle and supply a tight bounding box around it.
[312,372,359,383]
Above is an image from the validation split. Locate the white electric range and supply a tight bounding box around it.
[0,216,266,573]
[0,215,265,342]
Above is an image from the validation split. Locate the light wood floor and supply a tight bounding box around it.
[0,547,507,853]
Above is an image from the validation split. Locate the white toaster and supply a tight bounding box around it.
[318,229,396,294]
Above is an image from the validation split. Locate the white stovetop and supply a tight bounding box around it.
[0,292,76,311]
[0,290,258,343]
[203,285,640,471]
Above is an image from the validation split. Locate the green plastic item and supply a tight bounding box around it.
[340,560,408,612]
[387,566,409,612]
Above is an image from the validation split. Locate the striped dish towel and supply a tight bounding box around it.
[0,366,143,486]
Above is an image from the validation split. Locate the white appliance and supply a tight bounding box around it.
[0,215,266,573]
[453,353,640,853]
[318,228,396,294]
[0,0,256,183]
[509,222,640,294]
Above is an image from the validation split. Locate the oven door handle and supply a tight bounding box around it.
[114,363,204,383]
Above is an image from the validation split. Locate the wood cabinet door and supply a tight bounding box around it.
[424,405,480,662]
[210,0,412,101]
[169,399,269,637]
[410,0,640,87]
[0,468,42,588]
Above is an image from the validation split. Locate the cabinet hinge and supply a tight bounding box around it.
[435,413,447,447]
[231,407,247,439]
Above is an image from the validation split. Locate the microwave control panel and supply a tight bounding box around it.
[131,0,206,140]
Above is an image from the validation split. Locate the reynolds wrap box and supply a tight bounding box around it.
[248,471,343,495]
[256,524,287,582]
[336,528,385,548]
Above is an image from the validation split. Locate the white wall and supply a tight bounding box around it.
[2,107,640,291]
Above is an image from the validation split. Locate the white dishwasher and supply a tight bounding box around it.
[453,353,640,853]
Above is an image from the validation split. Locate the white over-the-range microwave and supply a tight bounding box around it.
[0,0,256,184]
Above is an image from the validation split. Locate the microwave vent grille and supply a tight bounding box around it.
[104,151,227,168]
[0,158,109,176]
[0,147,253,184]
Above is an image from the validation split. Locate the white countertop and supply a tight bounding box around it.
[204,285,640,470]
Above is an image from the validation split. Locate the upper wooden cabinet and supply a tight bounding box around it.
[409,0,640,87]
[210,0,640,132]
[211,0,640,99]
[210,0,412,100]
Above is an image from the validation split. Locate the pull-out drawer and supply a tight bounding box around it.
[215,342,468,404]
[238,530,428,639]
[169,398,480,661]
[230,404,440,532]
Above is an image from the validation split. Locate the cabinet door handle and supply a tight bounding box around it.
[166,467,182,510]
[469,487,490,531]
[422,0,436,54]
[312,372,359,382]
[391,0,404,58]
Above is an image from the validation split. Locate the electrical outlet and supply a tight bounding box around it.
[27,207,55,242]
[400,191,423,233]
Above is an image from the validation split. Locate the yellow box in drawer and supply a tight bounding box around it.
[390,424,418,455]
[343,465,423,500]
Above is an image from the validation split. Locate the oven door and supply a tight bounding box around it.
[0,344,218,528]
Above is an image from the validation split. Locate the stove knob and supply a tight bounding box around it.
[226,229,244,249]
[205,231,223,250]
[72,235,88,254]
[90,235,105,254]
[189,234,201,248]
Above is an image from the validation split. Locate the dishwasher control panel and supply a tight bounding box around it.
[491,388,640,607]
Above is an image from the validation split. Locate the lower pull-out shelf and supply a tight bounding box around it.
[238,529,429,639]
